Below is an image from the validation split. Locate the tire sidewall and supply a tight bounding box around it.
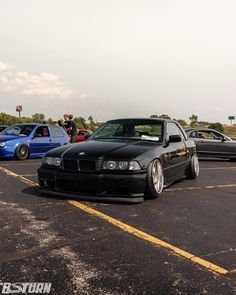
[15,144,29,160]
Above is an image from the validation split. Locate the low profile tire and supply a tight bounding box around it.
[15,144,29,160]
[145,159,164,199]
[186,154,199,179]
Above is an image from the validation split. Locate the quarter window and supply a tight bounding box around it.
[50,126,64,137]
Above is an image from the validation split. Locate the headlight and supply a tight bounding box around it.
[43,157,61,167]
[0,142,6,147]
[102,160,141,171]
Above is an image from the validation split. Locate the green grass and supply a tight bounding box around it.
[223,125,236,137]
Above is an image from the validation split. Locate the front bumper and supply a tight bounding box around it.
[38,167,147,203]
[0,147,15,158]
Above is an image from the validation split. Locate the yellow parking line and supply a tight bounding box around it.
[0,162,40,166]
[166,184,236,192]
[19,174,38,177]
[0,166,38,186]
[68,200,228,275]
[0,165,230,275]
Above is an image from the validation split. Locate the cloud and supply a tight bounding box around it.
[215,106,223,112]
[0,61,73,99]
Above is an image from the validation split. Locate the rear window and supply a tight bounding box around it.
[50,126,64,137]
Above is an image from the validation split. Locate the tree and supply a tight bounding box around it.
[198,121,210,127]
[74,116,89,129]
[189,114,198,127]
[159,114,171,119]
[47,117,54,125]
[150,114,159,118]
[208,122,224,133]
[176,119,187,127]
[31,113,45,123]
[88,115,97,131]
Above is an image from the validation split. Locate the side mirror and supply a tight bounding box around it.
[168,134,182,143]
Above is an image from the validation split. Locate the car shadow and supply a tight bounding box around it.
[22,186,139,205]
[198,157,231,162]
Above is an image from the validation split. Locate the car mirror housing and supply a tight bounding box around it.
[168,135,182,143]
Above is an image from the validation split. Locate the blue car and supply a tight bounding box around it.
[0,124,70,160]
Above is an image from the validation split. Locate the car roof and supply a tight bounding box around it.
[11,123,54,127]
[107,118,176,123]
[185,128,221,132]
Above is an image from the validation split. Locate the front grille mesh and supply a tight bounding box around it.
[63,158,97,172]
[63,159,78,171]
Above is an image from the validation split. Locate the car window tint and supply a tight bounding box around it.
[50,126,64,137]
[94,124,123,138]
[135,125,162,137]
[92,121,163,141]
[2,125,35,136]
[189,131,198,138]
[211,131,223,140]
[167,123,184,140]
[34,126,50,137]
[199,131,223,140]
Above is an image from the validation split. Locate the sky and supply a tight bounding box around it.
[0,0,236,124]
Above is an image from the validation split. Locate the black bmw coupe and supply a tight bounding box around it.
[38,118,199,203]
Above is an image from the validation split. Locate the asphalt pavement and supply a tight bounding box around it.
[0,158,236,294]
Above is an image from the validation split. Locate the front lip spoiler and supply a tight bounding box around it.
[39,188,144,203]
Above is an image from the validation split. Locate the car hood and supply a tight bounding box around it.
[0,135,25,142]
[46,139,160,159]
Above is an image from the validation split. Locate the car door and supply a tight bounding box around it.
[163,122,188,181]
[196,130,235,158]
[30,126,52,154]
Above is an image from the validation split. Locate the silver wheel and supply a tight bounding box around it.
[192,154,199,177]
[186,154,199,179]
[151,160,164,194]
[16,144,29,160]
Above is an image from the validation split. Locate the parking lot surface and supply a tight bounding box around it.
[0,158,236,294]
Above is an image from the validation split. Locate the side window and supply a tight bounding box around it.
[34,126,50,138]
[167,123,184,141]
[198,131,222,140]
[211,131,223,140]
[50,126,64,137]
[189,131,198,138]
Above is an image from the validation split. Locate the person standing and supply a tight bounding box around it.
[68,114,77,143]
[63,114,70,135]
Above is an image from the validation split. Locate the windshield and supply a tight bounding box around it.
[91,120,163,142]
[1,125,35,137]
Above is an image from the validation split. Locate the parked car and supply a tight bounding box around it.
[185,128,236,160]
[0,124,69,160]
[75,129,92,142]
[38,118,199,203]
[0,125,8,133]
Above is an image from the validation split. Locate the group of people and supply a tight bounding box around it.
[55,114,77,143]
